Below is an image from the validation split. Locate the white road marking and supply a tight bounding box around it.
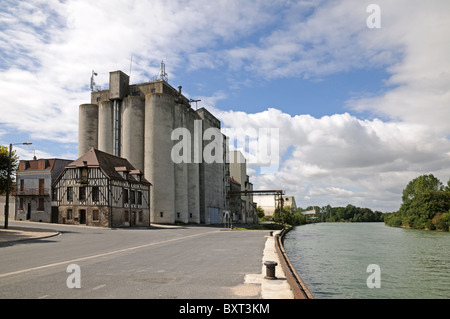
[92,284,106,291]
[0,230,219,279]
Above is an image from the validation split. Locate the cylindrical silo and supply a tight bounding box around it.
[78,104,98,156]
[145,93,175,224]
[173,103,188,223]
[121,95,145,172]
[187,109,200,223]
[98,100,113,154]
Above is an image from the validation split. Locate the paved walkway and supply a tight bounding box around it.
[245,230,294,299]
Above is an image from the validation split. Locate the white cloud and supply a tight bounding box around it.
[0,0,283,143]
[211,106,450,212]
[1,0,449,213]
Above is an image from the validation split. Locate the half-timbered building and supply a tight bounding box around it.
[52,148,151,228]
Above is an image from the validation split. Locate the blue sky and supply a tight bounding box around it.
[1,0,450,212]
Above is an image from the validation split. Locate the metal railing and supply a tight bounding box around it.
[13,188,50,196]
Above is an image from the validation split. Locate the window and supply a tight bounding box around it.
[52,187,57,200]
[38,198,45,211]
[19,198,24,210]
[123,189,129,204]
[177,212,180,219]
[67,209,73,220]
[79,186,86,200]
[67,187,73,201]
[92,186,99,201]
[137,191,142,205]
[80,167,88,183]
[39,179,45,195]
[20,179,24,192]
[130,190,135,205]
[93,210,99,221]
[160,212,164,218]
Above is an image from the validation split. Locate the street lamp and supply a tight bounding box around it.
[3,142,32,229]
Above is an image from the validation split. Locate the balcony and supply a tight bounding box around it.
[14,188,50,196]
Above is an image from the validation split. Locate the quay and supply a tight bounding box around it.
[0,218,312,299]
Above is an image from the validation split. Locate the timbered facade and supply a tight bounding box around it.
[52,148,151,228]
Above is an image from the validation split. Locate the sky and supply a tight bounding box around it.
[1,0,450,213]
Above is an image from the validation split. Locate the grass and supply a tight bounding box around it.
[234,223,287,230]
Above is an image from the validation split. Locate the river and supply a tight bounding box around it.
[283,222,450,299]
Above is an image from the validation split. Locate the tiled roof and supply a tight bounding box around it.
[68,148,151,185]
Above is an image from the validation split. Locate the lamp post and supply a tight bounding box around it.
[4,142,32,229]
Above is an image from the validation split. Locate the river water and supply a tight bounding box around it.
[283,222,450,299]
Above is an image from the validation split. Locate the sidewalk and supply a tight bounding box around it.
[244,230,294,299]
[0,226,60,243]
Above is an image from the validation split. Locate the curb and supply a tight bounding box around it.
[275,227,314,299]
[0,230,61,244]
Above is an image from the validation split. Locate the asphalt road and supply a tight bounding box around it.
[0,221,269,299]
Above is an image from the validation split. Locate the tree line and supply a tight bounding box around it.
[267,203,384,226]
[316,204,384,223]
[384,174,450,231]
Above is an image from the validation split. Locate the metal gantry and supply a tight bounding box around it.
[227,189,286,225]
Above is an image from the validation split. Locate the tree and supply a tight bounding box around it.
[0,145,19,195]
[273,206,307,226]
[445,179,450,192]
[385,174,450,231]
[401,174,443,208]
[256,206,265,219]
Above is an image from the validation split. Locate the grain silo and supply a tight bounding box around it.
[80,65,230,225]
[78,103,98,156]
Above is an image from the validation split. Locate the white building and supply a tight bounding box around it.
[15,158,72,223]
[255,195,297,217]
[228,150,257,223]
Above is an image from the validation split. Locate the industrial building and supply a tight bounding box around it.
[78,66,252,225]
[255,195,297,218]
[227,150,257,224]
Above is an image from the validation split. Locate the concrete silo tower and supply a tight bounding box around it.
[81,66,229,225]
[78,103,98,156]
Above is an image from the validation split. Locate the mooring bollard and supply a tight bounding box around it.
[264,261,278,280]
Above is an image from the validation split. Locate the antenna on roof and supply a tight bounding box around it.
[153,61,168,82]
[129,54,133,84]
[90,70,98,91]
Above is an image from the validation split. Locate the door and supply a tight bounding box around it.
[131,211,136,226]
[27,203,31,220]
[79,209,86,224]
[209,207,219,224]
[51,206,59,223]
